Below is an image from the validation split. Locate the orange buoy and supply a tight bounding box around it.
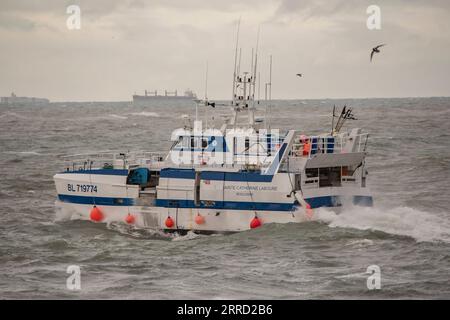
[195,214,205,225]
[125,213,135,224]
[165,216,174,228]
[250,216,262,229]
[90,206,103,222]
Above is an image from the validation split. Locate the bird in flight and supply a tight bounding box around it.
[296,73,302,77]
[370,44,386,62]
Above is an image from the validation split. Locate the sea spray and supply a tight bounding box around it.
[314,205,450,243]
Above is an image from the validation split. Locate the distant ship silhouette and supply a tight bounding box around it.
[133,89,197,105]
[0,92,50,107]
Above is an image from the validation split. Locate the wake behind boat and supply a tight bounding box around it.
[53,33,372,233]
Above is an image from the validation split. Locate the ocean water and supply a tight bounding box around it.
[0,98,449,299]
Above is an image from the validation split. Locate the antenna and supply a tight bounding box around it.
[195,103,198,122]
[252,25,260,106]
[331,105,336,135]
[264,55,273,130]
[269,55,272,101]
[204,60,209,102]
[232,17,241,104]
[237,48,242,76]
[258,71,261,104]
[251,48,254,80]
[333,105,357,134]
[251,49,254,102]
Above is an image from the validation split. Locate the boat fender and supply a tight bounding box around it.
[90,205,103,222]
[125,213,135,224]
[195,213,205,225]
[165,216,174,228]
[250,216,262,229]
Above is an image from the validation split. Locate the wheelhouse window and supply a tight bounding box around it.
[202,138,208,149]
[319,167,341,187]
[174,136,183,148]
[305,168,319,178]
[182,136,190,149]
[245,137,250,155]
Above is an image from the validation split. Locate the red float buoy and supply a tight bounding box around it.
[90,206,103,222]
[250,216,262,229]
[165,216,174,228]
[195,214,205,225]
[305,202,313,219]
[125,213,135,224]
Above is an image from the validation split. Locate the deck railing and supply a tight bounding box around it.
[59,132,369,172]
[291,132,369,158]
[60,151,167,171]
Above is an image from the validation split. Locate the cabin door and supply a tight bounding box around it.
[199,171,225,209]
[294,174,302,191]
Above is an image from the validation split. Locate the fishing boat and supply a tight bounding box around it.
[53,32,372,233]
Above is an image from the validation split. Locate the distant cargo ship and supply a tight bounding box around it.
[0,92,50,107]
[133,89,197,106]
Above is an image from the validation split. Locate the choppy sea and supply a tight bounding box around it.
[0,97,449,299]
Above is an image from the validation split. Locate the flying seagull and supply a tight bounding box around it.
[370,44,386,62]
[296,73,302,77]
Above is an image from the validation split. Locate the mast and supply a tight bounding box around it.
[237,48,242,77]
[258,71,260,104]
[252,26,260,108]
[269,55,272,101]
[229,22,263,129]
[205,60,209,102]
[264,55,273,130]
[251,48,254,83]
[232,18,241,105]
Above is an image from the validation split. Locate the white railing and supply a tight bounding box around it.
[335,132,369,153]
[60,150,167,171]
[290,132,369,158]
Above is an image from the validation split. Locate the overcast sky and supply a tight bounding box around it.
[1,0,450,101]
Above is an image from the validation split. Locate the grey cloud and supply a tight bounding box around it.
[274,0,361,19]
[0,0,264,15]
[0,13,36,31]
[0,0,449,100]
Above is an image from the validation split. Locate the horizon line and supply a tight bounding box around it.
[46,95,450,103]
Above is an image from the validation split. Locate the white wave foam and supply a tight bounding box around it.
[171,230,204,241]
[314,205,450,243]
[106,222,172,239]
[54,202,77,222]
[53,200,448,243]
[345,239,374,247]
[0,112,27,119]
[109,114,128,120]
[128,111,160,117]
[3,151,43,156]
